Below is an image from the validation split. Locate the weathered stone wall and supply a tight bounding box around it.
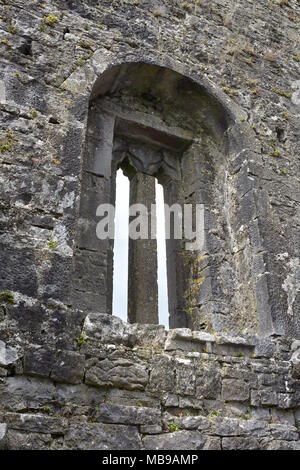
[0,311,300,450]
[1,0,299,336]
[0,0,299,450]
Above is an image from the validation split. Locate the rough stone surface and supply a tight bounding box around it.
[0,0,299,451]
[0,314,298,449]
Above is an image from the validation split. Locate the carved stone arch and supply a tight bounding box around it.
[65,50,276,337]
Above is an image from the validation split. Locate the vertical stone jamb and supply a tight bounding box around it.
[71,109,116,313]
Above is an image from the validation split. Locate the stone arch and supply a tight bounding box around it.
[65,50,275,337]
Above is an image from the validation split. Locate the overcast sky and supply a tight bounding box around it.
[112,169,169,328]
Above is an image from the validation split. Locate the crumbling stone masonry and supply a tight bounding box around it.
[0,0,299,450]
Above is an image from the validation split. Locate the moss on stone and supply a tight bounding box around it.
[0,290,14,304]
[48,239,59,250]
[44,14,59,27]
[273,87,292,99]
[0,131,15,153]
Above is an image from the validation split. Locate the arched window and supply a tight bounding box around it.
[71,61,275,336]
[112,169,169,327]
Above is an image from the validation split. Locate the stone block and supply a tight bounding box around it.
[51,350,85,384]
[3,413,67,435]
[56,383,106,406]
[149,354,175,393]
[251,389,278,407]
[65,423,141,450]
[85,358,148,391]
[222,436,260,450]
[24,347,55,377]
[196,365,222,399]
[0,341,21,367]
[0,377,55,410]
[96,403,161,426]
[5,430,52,450]
[175,360,196,396]
[143,430,206,450]
[140,424,162,434]
[222,379,250,402]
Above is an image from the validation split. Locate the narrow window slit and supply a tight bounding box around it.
[155,179,169,329]
[112,170,169,328]
[112,169,129,322]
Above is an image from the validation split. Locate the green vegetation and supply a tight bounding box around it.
[48,239,59,250]
[73,55,86,69]
[79,39,91,50]
[8,25,17,34]
[280,166,287,176]
[181,2,193,12]
[273,87,292,99]
[270,149,280,158]
[0,131,15,154]
[222,82,238,97]
[42,405,51,414]
[0,290,14,304]
[77,332,86,347]
[44,14,59,27]
[1,37,9,46]
[208,410,220,421]
[169,421,180,432]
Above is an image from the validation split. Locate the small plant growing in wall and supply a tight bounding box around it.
[42,405,51,414]
[44,14,59,27]
[181,2,193,13]
[0,290,14,304]
[8,24,17,35]
[77,332,86,347]
[48,239,59,250]
[270,149,280,158]
[1,37,9,46]
[79,39,91,50]
[0,131,15,154]
[272,87,292,99]
[169,421,180,433]
[207,410,220,422]
[280,166,287,176]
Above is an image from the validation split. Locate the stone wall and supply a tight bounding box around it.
[0,310,300,450]
[0,0,299,450]
[0,0,299,336]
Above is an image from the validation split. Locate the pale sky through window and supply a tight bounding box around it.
[112,169,169,328]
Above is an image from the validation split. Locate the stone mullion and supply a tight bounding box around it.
[128,172,158,324]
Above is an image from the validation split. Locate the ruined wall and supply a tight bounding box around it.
[0,310,300,450]
[0,0,299,450]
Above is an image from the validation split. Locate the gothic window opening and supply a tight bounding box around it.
[71,61,273,337]
[112,167,169,327]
